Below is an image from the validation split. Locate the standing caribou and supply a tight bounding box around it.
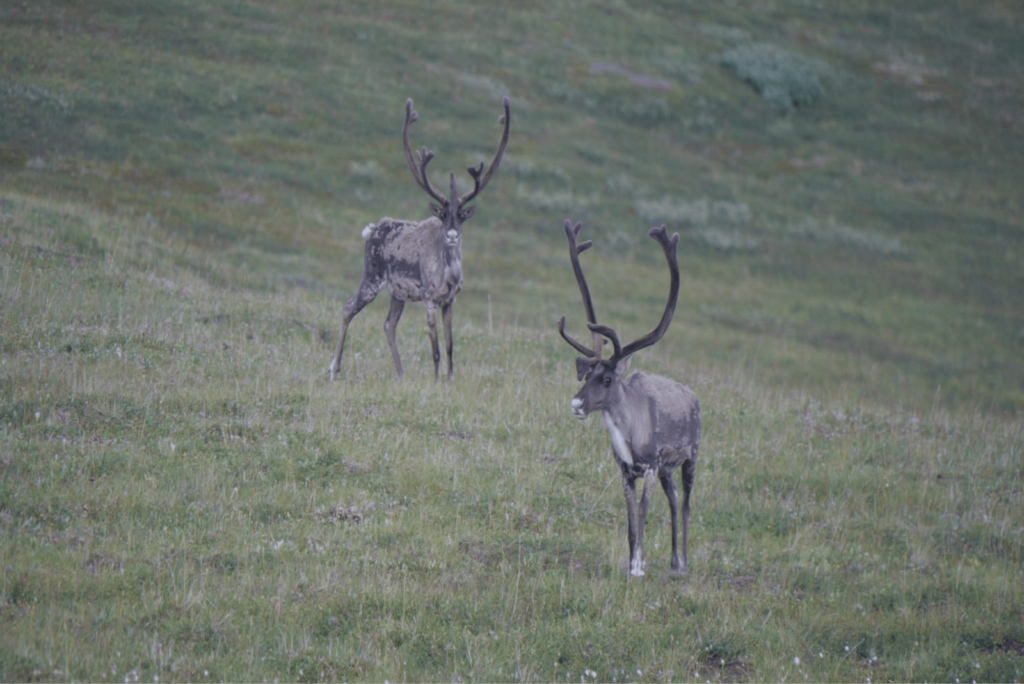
[558,220,701,577]
[329,96,511,381]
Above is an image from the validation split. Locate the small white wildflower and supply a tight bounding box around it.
[116,346,122,358]
[203,672,208,677]
[637,670,643,677]
[35,412,40,420]
[845,646,850,652]
[819,652,823,659]
[794,656,800,666]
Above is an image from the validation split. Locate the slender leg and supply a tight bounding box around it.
[384,295,406,379]
[425,303,441,381]
[621,471,642,577]
[660,469,683,575]
[441,300,455,381]
[634,469,656,577]
[680,459,695,574]
[329,280,381,380]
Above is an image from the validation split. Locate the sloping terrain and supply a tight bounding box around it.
[1,2,1022,681]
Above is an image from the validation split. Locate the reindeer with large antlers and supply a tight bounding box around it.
[558,221,700,577]
[329,96,511,381]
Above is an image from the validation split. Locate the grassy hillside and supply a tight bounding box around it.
[3,0,1022,413]
[2,1,1022,681]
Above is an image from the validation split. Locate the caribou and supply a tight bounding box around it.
[329,96,511,381]
[558,220,701,577]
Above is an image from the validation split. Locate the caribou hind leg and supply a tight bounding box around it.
[329,273,383,380]
[660,469,685,575]
[680,459,695,575]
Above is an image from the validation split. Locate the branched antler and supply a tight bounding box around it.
[557,220,604,358]
[591,225,680,363]
[403,99,446,204]
[459,96,511,205]
[403,97,510,208]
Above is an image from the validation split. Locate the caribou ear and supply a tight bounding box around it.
[613,355,632,378]
[575,356,596,381]
[429,203,444,218]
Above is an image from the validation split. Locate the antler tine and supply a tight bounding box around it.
[561,219,604,358]
[615,224,681,361]
[459,96,511,205]
[461,161,485,204]
[558,316,598,358]
[402,98,419,181]
[416,147,446,203]
[401,98,446,204]
[588,323,623,360]
[567,220,594,255]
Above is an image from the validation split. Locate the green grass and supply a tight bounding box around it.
[2,1,1023,681]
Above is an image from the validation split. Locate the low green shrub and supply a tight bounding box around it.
[720,43,824,110]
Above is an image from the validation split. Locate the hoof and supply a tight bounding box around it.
[669,555,688,576]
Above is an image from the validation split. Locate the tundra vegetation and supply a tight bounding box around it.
[1,1,1022,682]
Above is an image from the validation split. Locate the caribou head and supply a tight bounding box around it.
[559,223,681,419]
[402,96,510,248]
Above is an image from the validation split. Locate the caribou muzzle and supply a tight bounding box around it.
[570,395,588,419]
